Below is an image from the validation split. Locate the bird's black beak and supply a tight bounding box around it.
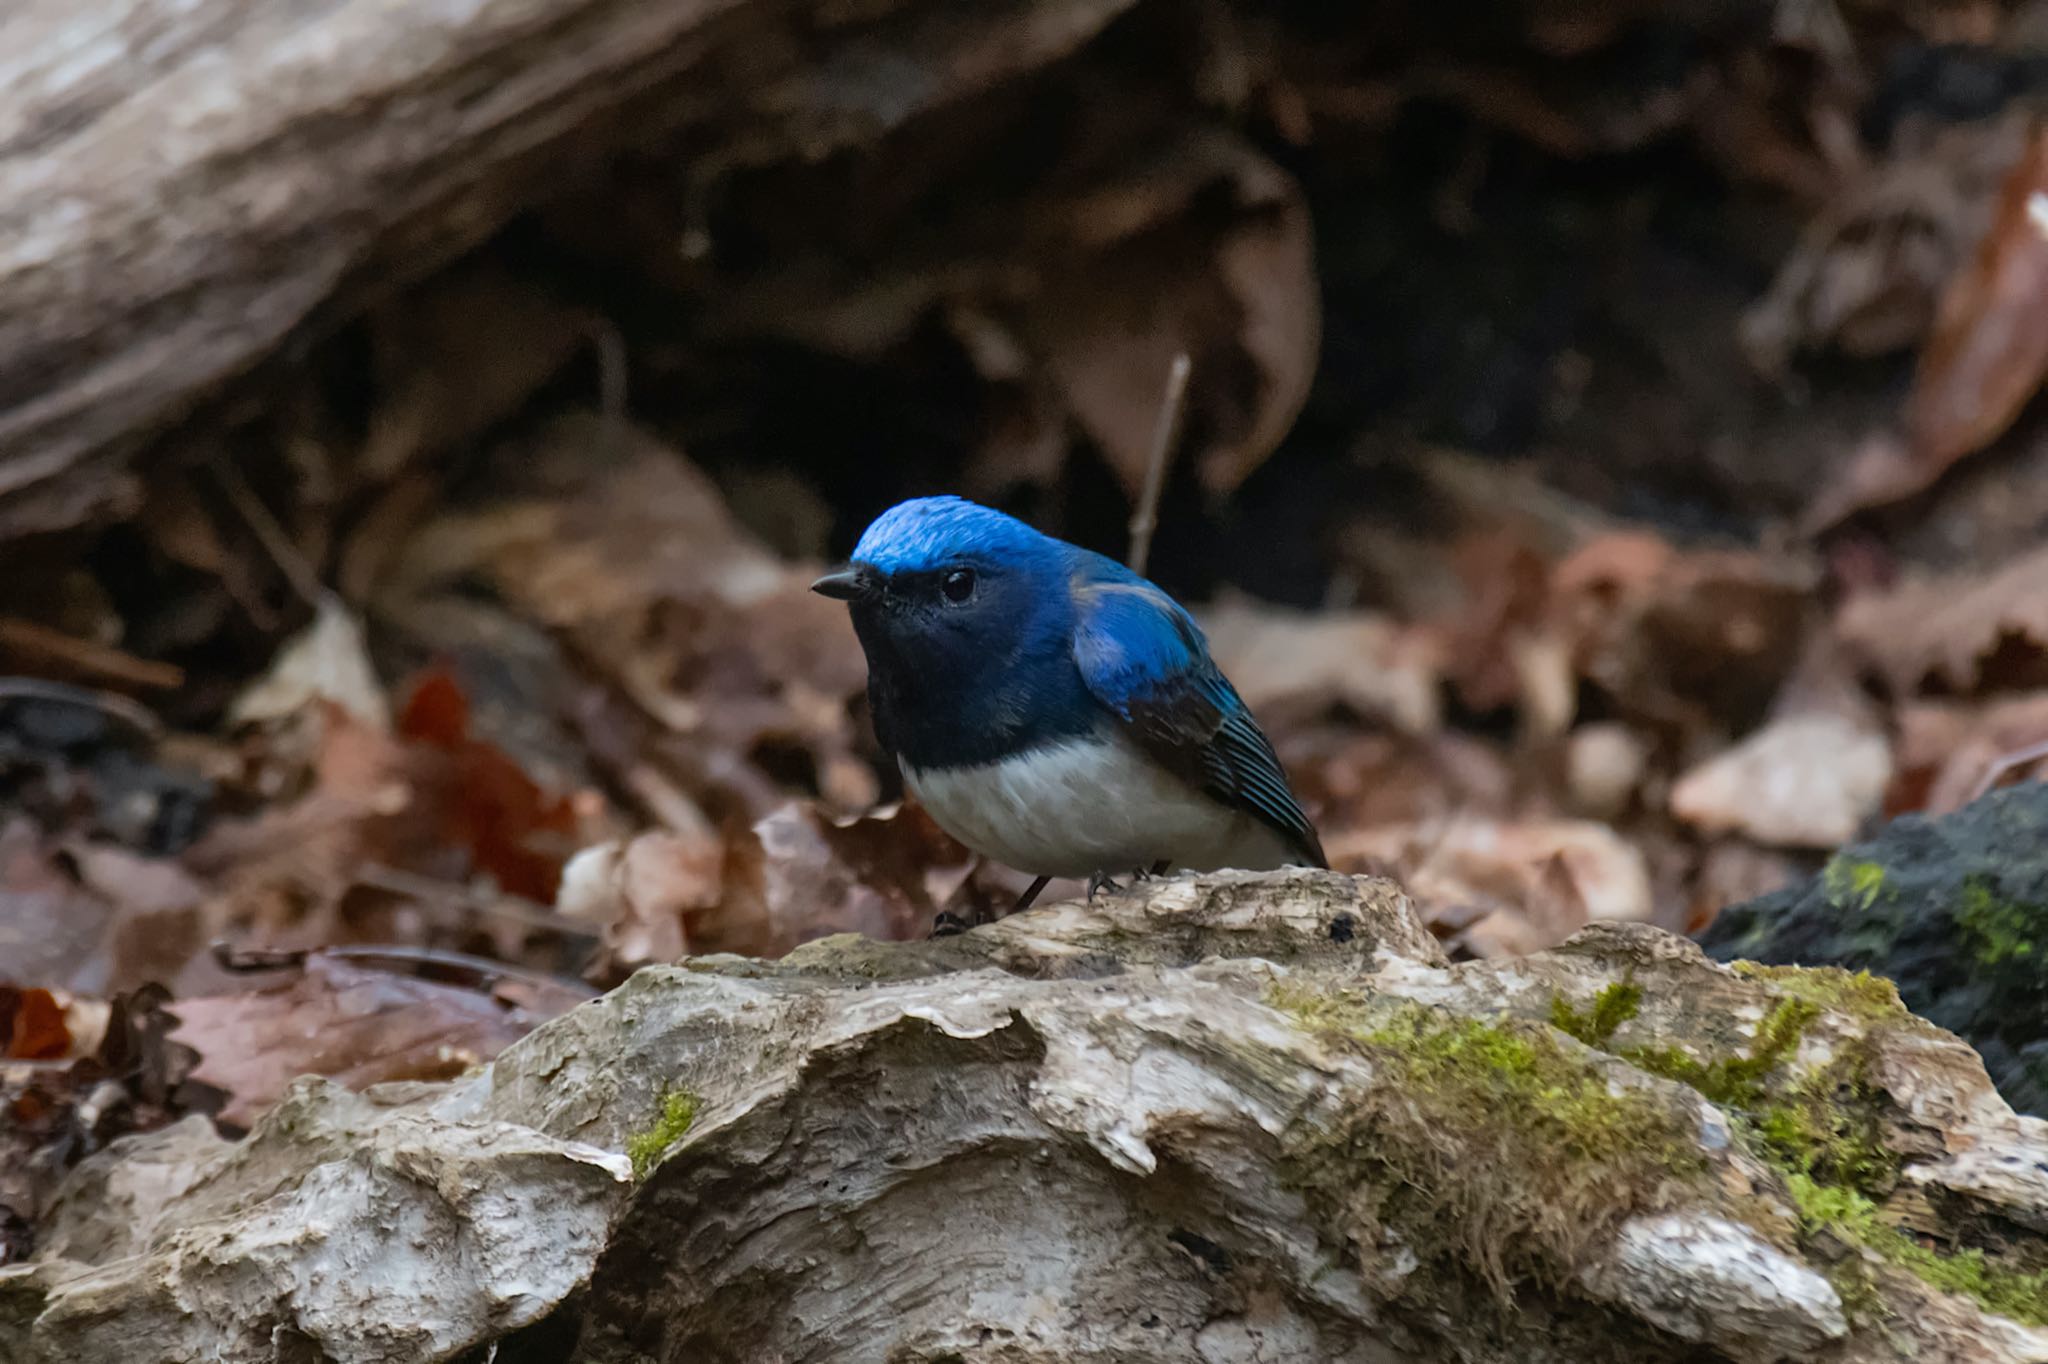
[810,564,874,601]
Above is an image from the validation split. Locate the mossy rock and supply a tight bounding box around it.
[1273,983,1713,1297]
[1699,783,2048,1115]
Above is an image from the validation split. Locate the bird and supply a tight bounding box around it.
[811,495,1326,918]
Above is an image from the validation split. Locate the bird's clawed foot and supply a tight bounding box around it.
[936,872,1054,936]
[1088,860,1172,901]
[1097,856,1179,897]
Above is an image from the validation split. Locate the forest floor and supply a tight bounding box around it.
[3,0,2047,1267]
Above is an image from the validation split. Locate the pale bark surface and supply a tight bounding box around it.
[7,870,2048,1362]
[0,0,1136,535]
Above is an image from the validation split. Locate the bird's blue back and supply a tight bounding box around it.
[843,497,1326,867]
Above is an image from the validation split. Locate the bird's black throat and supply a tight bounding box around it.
[851,604,1098,772]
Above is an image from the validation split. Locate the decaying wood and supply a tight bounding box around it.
[0,0,1139,538]
[7,869,2048,1363]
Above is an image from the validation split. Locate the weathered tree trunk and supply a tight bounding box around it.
[0,0,1136,536]
[7,870,2048,1362]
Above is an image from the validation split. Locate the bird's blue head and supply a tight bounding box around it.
[812,497,1088,765]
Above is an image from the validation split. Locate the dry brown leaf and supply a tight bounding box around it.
[1563,722,1650,820]
[1,987,80,1060]
[1893,691,2048,815]
[698,121,1315,501]
[377,416,793,630]
[64,844,212,996]
[169,953,582,1129]
[1837,545,2048,696]
[1024,132,1318,498]
[1279,728,1514,836]
[1669,712,1892,849]
[382,415,872,815]
[1440,530,1556,715]
[229,596,389,732]
[1687,841,1801,936]
[557,829,723,974]
[360,265,593,481]
[2,982,206,1260]
[1907,127,2048,479]
[181,704,412,948]
[1551,532,1816,731]
[396,668,583,902]
[1327,815,1652,956]
[695,801,978,958]
[1200,599,1442,734]
[0,819,117,994]
[1429,522,1593,737]
[1741,115,2030,373]
[1800,431,1922,533]
[1805,127,2048,525]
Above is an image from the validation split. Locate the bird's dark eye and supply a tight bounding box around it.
[941,568,976,604]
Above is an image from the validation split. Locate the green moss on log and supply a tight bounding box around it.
[1700,784,2048,1116]
[1270,982,1704,1298]
[1620,997,1818,1113]
[626,1088,700,1179]
[1726,963,1907,1023]
[1785,1174,2048,1326]
[1551,967,1897,1194]
[1281,961,2044,1327]
[1549,981,1642,1048]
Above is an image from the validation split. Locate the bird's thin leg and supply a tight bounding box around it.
[936,864,1046,938]
[1126,859,1173,885]
[1087,870,1122,901]
[1010,875,1052,915]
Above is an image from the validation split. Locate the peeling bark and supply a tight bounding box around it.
[0,0,1138,536]
[8,871,2048,1363]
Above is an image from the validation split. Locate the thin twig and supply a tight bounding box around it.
[210,460,328,610]
[1968,739,2048,804]
[322,942,597,1000]
[1126,352,1191,577]
[590,317,629,463]
[0,617,183,691]
[355,862,596,939]
[0,676,163,740]
[209,938,596,1000]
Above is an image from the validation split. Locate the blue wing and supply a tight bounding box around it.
[1070,570,1326,867]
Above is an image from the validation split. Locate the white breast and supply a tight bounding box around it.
[903,736,1296,879]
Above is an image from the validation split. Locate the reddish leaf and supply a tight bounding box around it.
[1909,128,2048,478]
[398,666,473,747]
[691,801,980,958]
[399,668,577,900]
[170,953,582,1129]
[1837,546,2048,696]
[0,988,70,1060]
[438,741,578,901]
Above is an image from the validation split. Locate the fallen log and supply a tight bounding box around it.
[0,0,1138,537]
[7,870,2048,1362]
